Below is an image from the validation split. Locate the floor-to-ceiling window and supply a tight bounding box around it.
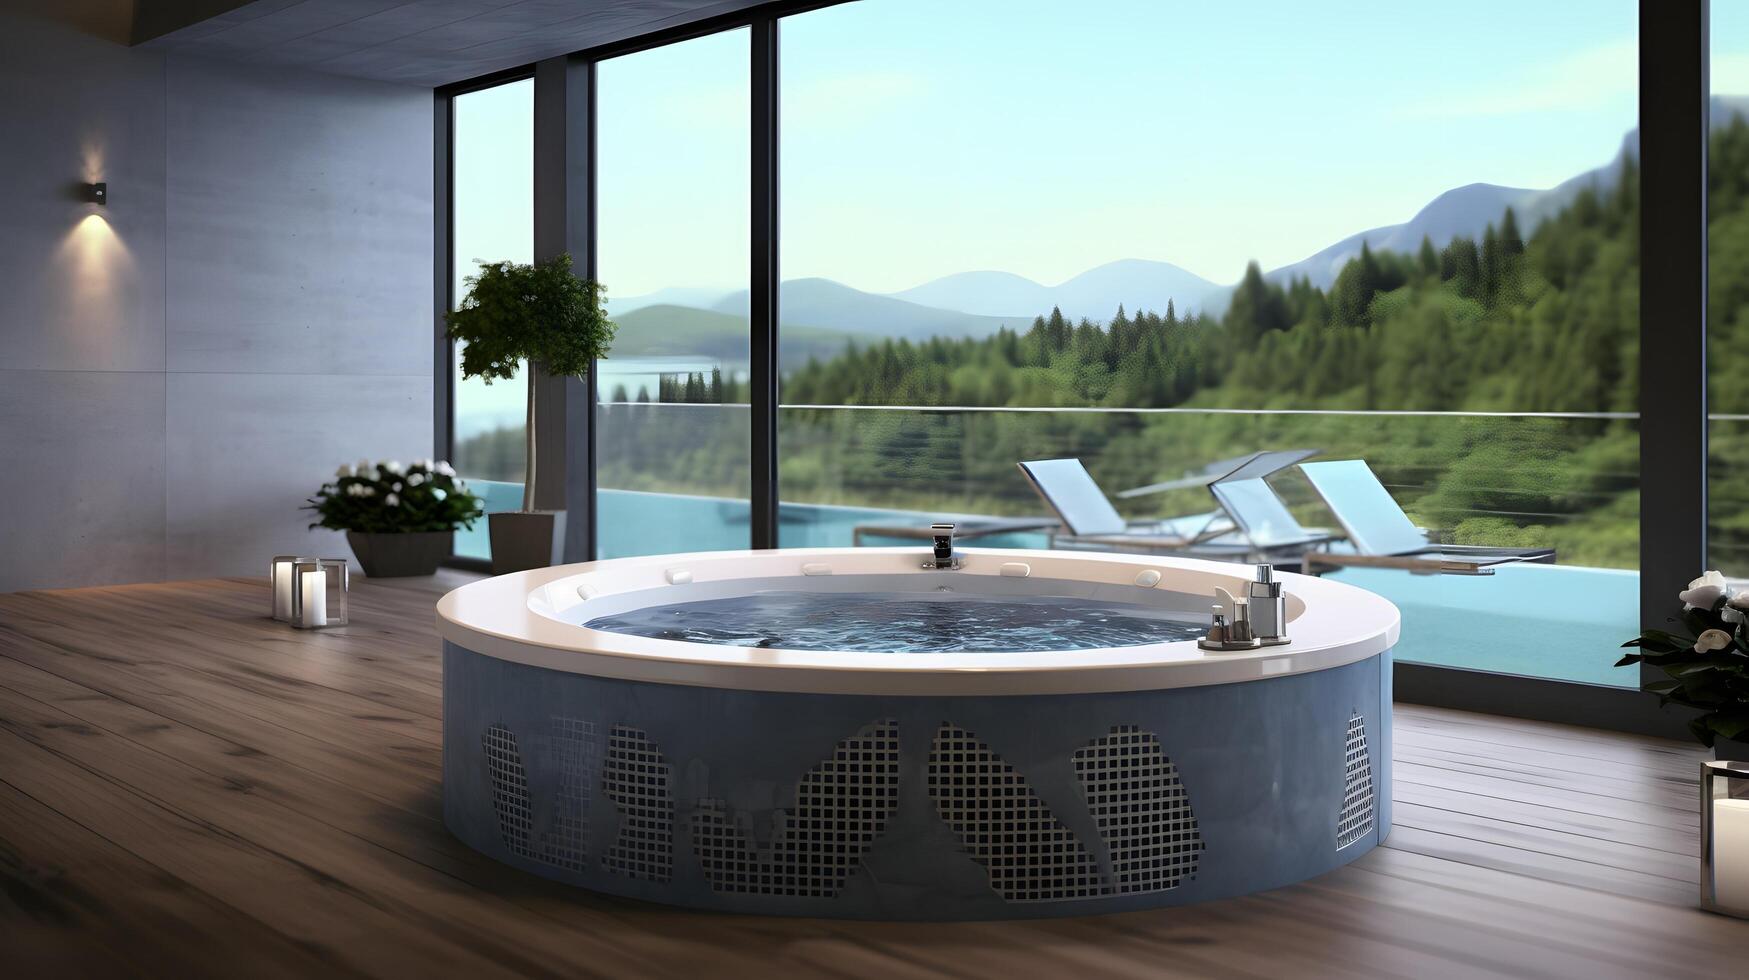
[770,0,1641,685]
[451,78,534,561]
[1711,5,1749,575]
[439,2,1727,706]
[594,29,752,559]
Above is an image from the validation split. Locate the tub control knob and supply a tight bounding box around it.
[1199,599,1263,652]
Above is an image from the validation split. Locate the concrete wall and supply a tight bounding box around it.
[0,12,433,591]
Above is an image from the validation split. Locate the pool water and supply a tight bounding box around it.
[461,485,1639,685]
[583,590,1206,653]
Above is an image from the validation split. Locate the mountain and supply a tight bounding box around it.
[1050,259,1223,318]
[891,260,1221,321]
[1257,101,1741,290]
[1261,183,1538,289]
[606,286,732,317]
[609,99,1749,334]
[709,277,1024,341]
[607,304,878,368]
[890,270,1058,317]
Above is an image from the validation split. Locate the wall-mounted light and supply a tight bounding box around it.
[85,182,106,205]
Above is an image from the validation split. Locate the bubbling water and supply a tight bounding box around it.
[582,590,1203,653]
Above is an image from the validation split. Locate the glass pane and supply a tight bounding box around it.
[451,79,533,561]
[1712,5,1749,575]
[776,1,1639,686]
[596,29,751,559]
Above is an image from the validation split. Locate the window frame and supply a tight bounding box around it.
[433,1,1707,738]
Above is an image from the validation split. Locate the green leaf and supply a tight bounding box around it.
[446,255,615,382]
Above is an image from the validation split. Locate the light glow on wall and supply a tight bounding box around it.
[56,211,135,358]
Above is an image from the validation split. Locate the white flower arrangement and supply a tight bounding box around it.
[1621,568,1749,749]
[1681,570,1730,609]
[306,459,480,534]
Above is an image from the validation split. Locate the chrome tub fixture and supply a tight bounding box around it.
[1249,564,1290,646]
[1198,586,1261,651]
[1199,567,1292,652]
[1702,760,1749,918]
[923,523,961,569]
[289,558,349,629]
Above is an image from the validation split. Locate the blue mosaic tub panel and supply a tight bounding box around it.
[443,641,1391,920]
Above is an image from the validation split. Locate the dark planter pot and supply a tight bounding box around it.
[345,530,452,578]
[489,510,567,575]
[1717,737,1749,763]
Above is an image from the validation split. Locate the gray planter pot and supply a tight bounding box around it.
[489,510,567,575]
[345,530,452,578]
[1717,737,1749,763]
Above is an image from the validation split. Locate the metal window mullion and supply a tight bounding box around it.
[750,15,781,549]
[1638,0,1709,690]
[434,92,454,472]
[568,55,599,562]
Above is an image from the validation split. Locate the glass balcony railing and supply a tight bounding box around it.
[462,402,1644,688]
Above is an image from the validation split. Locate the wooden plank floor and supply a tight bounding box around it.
[1,574,1744,979]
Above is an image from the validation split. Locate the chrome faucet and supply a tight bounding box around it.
[1249,563,1290,645]
[924,523,961,569]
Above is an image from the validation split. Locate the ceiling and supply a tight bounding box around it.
[140,0,772,87]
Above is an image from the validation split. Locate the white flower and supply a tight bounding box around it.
[1725,606,1745,626]
[420,458,435,471]
[381,460,404,476]
[392,482,403,492]
[384,493,400,507]
[359,485,375,497]
[343,484,360,497]
[355,458,371,474]
[406,472,425,487]
[1695,628,1733,653]
[1681,570,1730,609]
[335,463,354,479]
[434,461,456,477]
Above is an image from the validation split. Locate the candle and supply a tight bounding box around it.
[272,558,295,620]
[1716,797,1749,912]
[299,567,327,628]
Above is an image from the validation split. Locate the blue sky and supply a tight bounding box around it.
[459,1,1735,299]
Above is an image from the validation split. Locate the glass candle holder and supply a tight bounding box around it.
[289,558,349,629]
[1702,760,1749,918]
[270,556,311,621]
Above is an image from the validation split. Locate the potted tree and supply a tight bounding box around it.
[445,254,614,574]
[307,460,483,577]
[1620,570,1749,760]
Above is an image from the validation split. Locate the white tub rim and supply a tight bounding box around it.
[435,547,1400,696]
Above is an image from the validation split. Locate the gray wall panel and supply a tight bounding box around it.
[0,370,168,591]
[0,12,433,591]
[0,17,168,374]
[166,57,433,377]
[165,372,431,579]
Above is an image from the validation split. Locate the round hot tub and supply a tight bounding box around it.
[437,547,1399,920]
